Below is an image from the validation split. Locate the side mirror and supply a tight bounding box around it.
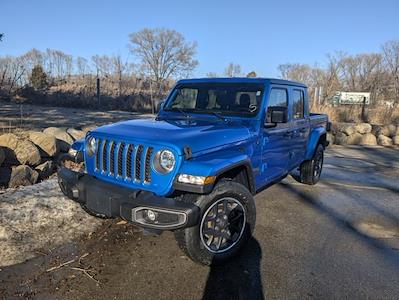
[158,100,166,111]
[265,106,287,127]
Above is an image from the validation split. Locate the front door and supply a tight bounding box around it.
[260,86,291,185]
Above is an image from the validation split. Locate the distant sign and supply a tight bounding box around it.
[332,92,370,105]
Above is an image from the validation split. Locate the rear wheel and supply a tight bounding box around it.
[300,144,324,185]
[174,180,256,265]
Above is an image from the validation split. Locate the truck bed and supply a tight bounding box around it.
[309,113,329,129]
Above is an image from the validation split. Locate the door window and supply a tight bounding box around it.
[266,88,288,123]
[293,89,305,119]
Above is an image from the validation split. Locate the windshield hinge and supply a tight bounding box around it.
[183,146,192,160]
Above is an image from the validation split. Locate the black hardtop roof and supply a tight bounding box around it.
[177,77,307,88]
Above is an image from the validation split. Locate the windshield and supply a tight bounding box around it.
[164,83,265,118]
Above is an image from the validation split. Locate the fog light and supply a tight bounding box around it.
[146,209,157,222]
[132,207,187,228]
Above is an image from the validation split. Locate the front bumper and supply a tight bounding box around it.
[57,164,200,231]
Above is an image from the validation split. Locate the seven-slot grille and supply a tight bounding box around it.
[94,138,154,183]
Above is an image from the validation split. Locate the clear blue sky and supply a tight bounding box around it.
[1,0,399,77]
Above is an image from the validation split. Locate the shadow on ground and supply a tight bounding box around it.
[202,237,264,300]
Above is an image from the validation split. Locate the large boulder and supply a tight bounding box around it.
[81,124,97,134]
[334,132,348,145]
[342,124,356,136]
[346,133,363,145]
[29,132,59,158]
[14,139,41,166]
[67,128,86,141]
[0,147,5,166]
[332,122,356,136]
[377,135,393,146]
[354,123,372,134]
[8,165,39,188]
[35,160,54,179]
[392,135,399,146]
[326,132,335,145]
[380,124,397,137]
[360,133,377,146]
[43,127,74,152]
[0,133,41,166]
[0,133,19,163]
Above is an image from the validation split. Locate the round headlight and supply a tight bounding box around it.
[86,137,97,156]
[154,149,175,173]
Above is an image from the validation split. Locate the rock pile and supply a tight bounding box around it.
[331,123,399,146]
[0,127,89,188]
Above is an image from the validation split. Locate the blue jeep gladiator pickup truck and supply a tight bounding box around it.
[58,78,329,265]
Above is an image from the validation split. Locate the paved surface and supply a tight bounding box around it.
[1,145,399,299]
[0,100,150,132]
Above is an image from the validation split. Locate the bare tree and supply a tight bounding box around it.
[382,41,399,109]
[278,63,312,84]
[111,54,128,97]
[206,72,218,78]
[0,56,25,95]
[76,56,89,77]
[91,55,113,77]
[224,63,242,77]
[129,28,198,83]
[0,33,4,42]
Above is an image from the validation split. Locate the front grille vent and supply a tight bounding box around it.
[95,139,153,183]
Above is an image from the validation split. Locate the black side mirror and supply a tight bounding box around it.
[265,106,287,127]
[158,100,166,111]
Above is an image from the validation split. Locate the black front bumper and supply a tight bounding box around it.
[57,166,200,231]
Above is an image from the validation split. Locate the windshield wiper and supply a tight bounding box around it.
[176,107,190,119]
[164,107,191,119]
[194,109,228,122]
[209,111,228,122]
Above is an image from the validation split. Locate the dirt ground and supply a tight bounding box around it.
[0,101,151,132]
[0,145,398,299]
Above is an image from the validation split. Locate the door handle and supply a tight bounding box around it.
[283,131,293,138]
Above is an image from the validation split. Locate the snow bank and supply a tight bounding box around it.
[0,178,102,267]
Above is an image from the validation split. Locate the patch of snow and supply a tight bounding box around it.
[0,178,102,267]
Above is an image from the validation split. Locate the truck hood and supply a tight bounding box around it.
[92,118,251,156]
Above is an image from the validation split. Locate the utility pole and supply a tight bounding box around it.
[149,79,154,114]
[313,87,318,107]
[96,71,100,107]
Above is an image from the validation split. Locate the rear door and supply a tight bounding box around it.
[289,87,309,169]
[260,86,291,185]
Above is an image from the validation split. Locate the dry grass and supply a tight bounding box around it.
[311,104,399,125]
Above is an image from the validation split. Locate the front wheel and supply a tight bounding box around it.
[174,180,256,265]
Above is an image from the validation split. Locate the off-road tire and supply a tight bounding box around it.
[174,180,256,265]
[300,144,324,185]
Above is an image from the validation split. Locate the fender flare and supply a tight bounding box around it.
[305,128,327,160]
[214,160,256,194]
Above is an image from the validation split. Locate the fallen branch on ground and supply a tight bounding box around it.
[71,266,100,284]
[46,253,89,272]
